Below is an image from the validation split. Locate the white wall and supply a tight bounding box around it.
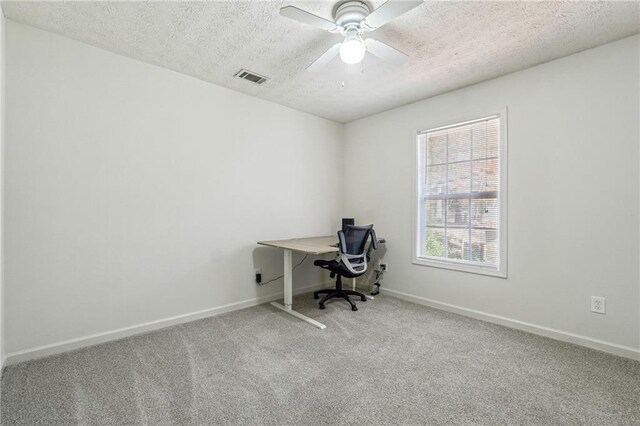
[343,35,640,354]
[5,20,342,355]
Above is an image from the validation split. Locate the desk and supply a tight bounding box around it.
[257,236,338,330]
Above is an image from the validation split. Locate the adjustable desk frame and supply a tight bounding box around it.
[257,236,340,330]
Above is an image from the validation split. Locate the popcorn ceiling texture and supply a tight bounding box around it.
[3,1,639,123]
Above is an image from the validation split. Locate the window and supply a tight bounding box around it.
[414,112,507,277]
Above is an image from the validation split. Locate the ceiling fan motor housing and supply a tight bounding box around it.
[333,0,371,30]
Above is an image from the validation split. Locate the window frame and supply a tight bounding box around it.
[412,109,508,278]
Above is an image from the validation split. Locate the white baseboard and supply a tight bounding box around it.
[381,287,640,361]
[4,281,331,366]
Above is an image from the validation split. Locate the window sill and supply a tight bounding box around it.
[412,257,507,278]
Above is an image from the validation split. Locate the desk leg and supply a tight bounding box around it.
[270,249,326,330]
[284,249,293,310]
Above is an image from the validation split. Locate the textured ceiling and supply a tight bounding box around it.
[3,1,639,123]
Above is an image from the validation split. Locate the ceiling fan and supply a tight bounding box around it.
[280,0,423,72]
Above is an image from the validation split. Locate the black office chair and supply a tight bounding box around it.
[313,224,378,311]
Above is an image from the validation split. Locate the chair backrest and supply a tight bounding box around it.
[337,225,378,275]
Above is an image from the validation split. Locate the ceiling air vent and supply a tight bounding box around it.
[234,69,269,85]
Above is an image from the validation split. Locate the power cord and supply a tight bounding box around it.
[257,254,309,286]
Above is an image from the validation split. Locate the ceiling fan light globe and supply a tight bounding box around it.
[340,38,366,64]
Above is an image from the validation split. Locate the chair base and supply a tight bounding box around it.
[313,288,367,311]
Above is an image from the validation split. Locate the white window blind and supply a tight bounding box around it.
[415,115,505,275]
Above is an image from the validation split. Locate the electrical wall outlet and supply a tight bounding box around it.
[591,296,606,314]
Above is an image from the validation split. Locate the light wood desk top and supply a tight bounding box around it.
[257,236,339,255]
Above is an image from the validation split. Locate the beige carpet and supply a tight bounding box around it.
[2,293,639,425]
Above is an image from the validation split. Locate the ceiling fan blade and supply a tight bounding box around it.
[280,6,338,32]
[306,43,342,72]
[362,0,423,30]
[365,39,408,66]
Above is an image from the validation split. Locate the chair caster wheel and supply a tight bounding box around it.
[360,297,367,302]
[319,304,325,310]
[352,306,358,311]
[313,294,319,300]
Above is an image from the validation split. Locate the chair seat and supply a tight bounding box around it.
[313,259,360,279]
